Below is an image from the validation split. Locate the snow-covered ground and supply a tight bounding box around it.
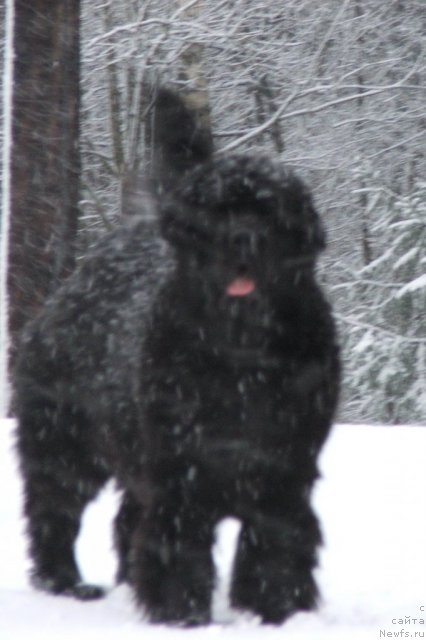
[1,418,425,639]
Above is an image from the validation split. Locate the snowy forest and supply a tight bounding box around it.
[0,0,425,424]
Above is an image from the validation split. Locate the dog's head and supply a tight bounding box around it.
[160,155,325,300]
[153,89,325,303]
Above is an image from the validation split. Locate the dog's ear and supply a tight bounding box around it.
[152,88,213,190]
[281,174,326,254]
[302,196,326,253]
[289,191,326,257]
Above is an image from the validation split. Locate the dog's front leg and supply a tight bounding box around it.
[130,465,217,626]
[231,484,321,624]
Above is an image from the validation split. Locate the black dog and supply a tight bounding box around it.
[13,89,340,626]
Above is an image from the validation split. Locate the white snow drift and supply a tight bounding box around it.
[0,419,425,639]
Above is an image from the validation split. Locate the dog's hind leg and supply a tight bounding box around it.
[16,393,109,599]
[114,490,142,584]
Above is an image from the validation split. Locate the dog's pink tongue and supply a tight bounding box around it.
[226,277,256,297]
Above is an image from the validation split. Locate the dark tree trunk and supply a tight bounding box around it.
[7,0,80,351]
[354,0,372,266]
[253,75,285,154]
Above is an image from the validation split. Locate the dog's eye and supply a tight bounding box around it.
[184,223,211,242]
[161,208,213,246]
[172,221,212,246]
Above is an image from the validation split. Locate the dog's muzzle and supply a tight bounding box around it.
[224,231,258,297]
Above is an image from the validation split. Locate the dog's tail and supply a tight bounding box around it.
[152,88,213,191]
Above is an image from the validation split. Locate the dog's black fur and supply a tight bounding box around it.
[13,89,340,626]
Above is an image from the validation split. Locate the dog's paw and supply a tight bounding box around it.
[31,574,106,600]
[232,575,318,625]
[64,582,106,601]
[147,606,211,627]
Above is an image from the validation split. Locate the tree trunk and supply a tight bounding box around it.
[7,0,80,351]
[354,0,372,266]
[253,75,285,154]
[176,0,211,139]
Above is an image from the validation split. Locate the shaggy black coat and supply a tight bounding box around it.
[13,89,340,626]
